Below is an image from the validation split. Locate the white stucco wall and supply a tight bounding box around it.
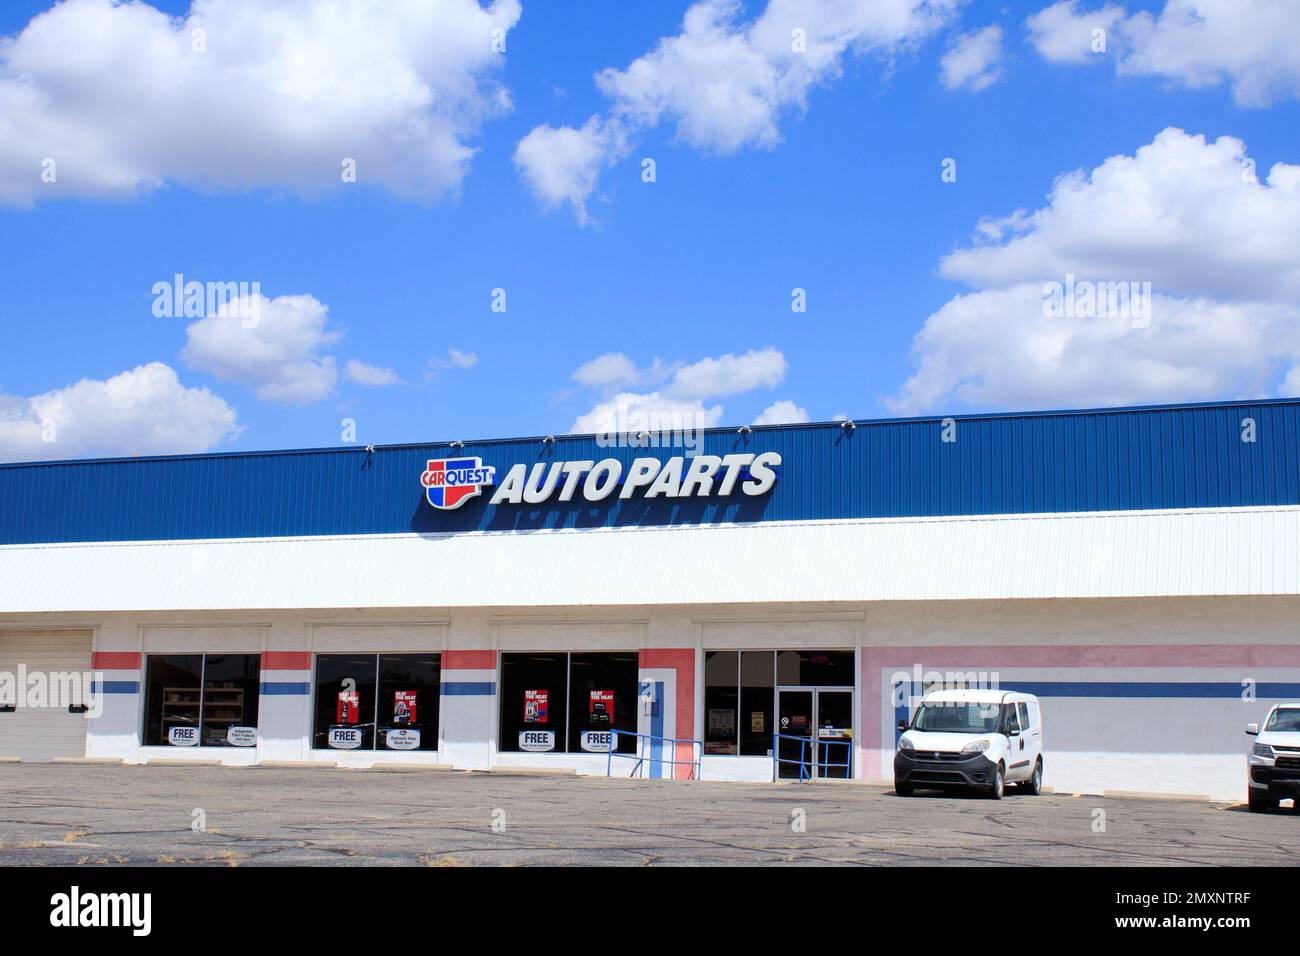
[1,595,1296,801]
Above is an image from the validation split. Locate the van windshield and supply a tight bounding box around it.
[912,702,1001,734]
[1265,708,1300,733]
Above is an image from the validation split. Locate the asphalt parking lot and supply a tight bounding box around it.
[0,764,1295,866]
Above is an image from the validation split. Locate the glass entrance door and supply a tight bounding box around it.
[776,689,813,779]
[776,687,853,780]
[814,689,853,779]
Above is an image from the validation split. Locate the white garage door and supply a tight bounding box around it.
[0,630,93,761]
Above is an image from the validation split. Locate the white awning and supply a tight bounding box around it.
[0,506,1296,613]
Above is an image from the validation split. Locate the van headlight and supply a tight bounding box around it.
[1252,743,1275,759]
[961,740,990,754]
[898,737,915,752]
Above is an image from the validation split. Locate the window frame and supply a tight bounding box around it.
[703,649,855,757]
[498,650,639,755]
[310,652,443,752]
[142,652,262,749]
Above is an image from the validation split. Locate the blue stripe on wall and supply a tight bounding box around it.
[2,399,1296,545]
[90,680,138,694]
[896,680,1300,727]
[1002,681,1300,699]
[641,679,665,779]
[441,681,495,696]
[260,681,310,696]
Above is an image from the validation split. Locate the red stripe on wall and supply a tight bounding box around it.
[858,643,1300,782]
[640,648,696,778]
[262,651,311,671]
[91,651,141,670]
[640,648,693,674]
[444,650,497,670]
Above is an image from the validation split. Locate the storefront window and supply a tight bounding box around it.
[499,652,636,753]
[376,654,441,751]
[568,653,637,755]
[313,653,440,751]
[704,651,739,754]
[200,655,262,747]
[143,654,261,748]
[777,650,855,686]
[313,654,377,750]
[499,653,567,755]
[700,650,854,757]
[739,650,775,756]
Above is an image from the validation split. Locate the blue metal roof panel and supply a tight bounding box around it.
[0,399,1297,545]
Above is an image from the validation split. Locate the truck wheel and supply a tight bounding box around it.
[1021,758,1043,795]
[1248,790,1277,813]
[989,764,1005,800]
[895,782,914,797]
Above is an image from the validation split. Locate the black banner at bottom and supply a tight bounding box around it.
[0,865,1277,942]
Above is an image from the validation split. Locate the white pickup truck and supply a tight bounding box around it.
[1245,703,1300,812]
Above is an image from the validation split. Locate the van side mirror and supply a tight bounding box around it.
[897,718,908,732]
[1246,723,1259,736]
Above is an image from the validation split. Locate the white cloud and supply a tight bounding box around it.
[570,391,724,436]
[888,128,1300,413]
[569,346,790,432]
[890,285,1297,412]
[572,353,640,389]
[443,348,479,370]
[1027,1,1300,107]
[517,0,958,220]
[666,346,787,399]
[0,362,240,462]
[1119,0,1300,106]
[1025,1,1124,64]
[753,399,809,425]
[571,352,672,390]
[940,25,1004,91]
[344,360,402,387]
[0,0,522,207]
[425,348,479,377]
[514,117,630,223]
[182,293,341,405]
[941,129,1300,303]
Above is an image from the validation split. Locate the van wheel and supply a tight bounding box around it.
[1022,758,1043,796]
[896,782,913,797]
[1248,790,1277,813]
[989,764,1005,800]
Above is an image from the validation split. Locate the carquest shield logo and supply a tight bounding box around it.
[420,457,495,510]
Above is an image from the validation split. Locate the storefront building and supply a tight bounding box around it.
[0,399,1297,800]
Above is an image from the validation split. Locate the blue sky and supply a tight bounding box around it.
[1,0,1298,461]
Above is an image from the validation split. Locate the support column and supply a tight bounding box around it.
[259,651,311,761]
[638,648,696,780]
[87,650,141,761]
[441,650,497,770]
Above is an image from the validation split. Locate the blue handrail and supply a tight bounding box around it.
[606,729,703,780]
[772,732,852,782]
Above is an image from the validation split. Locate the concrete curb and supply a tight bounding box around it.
[487,767,577,777]
[1101,788,1216,803]
[51,757,123,765]
[256,761,339,769]
[360,764,458,772]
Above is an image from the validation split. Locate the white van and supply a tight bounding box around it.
[1245,703,1300,812]
[894,689,1043,800]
